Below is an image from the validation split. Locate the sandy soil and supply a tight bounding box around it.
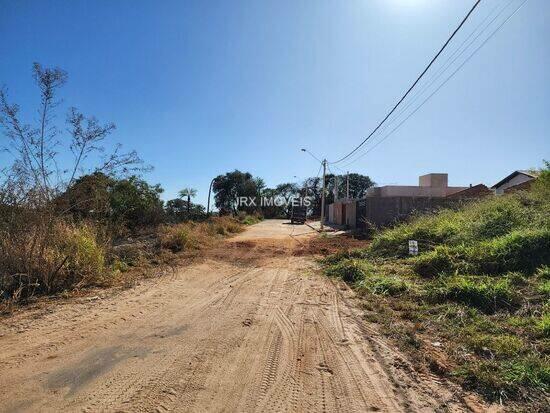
[0,220,477,412]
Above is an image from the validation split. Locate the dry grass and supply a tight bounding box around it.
[158,216,244,252]
[1,218,109,303]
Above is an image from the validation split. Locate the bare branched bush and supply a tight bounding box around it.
[0,63,147,301]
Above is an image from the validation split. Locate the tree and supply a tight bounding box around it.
[275,182,300,217]
[109,176,164,229]
[55,172,115,221]
[254,177,266,197]
[178,187,197,217]
[0,63,146,207]
[0,64,148,297]
[212,170,259,215]
[300,173,375,217]
[165,198,205,222]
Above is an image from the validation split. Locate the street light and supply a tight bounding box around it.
[206,177,217,217]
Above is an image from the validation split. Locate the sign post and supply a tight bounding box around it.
[408,240,418,256]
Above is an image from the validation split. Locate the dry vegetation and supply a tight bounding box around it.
[0,64,263,311]
[0,215,251,310]
[158,216,244,252]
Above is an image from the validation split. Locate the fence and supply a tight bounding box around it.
[356,196,458,229]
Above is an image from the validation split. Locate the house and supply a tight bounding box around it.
[365,173,467,198]
[328,173,467,228]
[445,184,492,199]
[491,170,538,195]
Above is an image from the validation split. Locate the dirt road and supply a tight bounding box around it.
[0,220,471,412]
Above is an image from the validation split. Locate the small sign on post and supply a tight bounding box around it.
[408,240,418,256]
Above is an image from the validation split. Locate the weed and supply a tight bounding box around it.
[412,246,457,277]
[471,229,550,275]
[464,333,524,358]
[240,215,262,225]
[537,280,550,297]
[536,265,550,280]
[112,259,129,273]
[455,356,549,399]
[159,217,243,252]
[535,313,550,338]
[426,275,516,313]
[357,275,410,296]
[324,259,372,283]
[321,248,369,266]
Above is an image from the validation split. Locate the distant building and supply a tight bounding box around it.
[365,173,467,198]
[446,184,492,199]
[491,170,538,195]
[329,173,468,228]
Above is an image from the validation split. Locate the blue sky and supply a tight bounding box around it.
[1,0,548,206]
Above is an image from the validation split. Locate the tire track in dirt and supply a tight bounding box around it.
[0,220,472,413]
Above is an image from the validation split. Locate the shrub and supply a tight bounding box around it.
[210,216,244,235]
[472,229,550,275]
[538,280,550,297]
[427,275,516,313]
[159,224,200,252]
[159,217,243,253]
[412,246,457,277]
[358,275,410,296]
[240,215,262,225]
[58,224,107,288]
[112,259,129,273]
[456,356,550,398]
[0,220,109,299]
[536,265,550,280]
[325,259,372,283]
[536,314,550,337]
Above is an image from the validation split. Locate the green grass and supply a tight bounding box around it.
[426,276,516,313]
[324,258,373,283]
[536,313,550,337]
[320,164,550,408]
[455,356,550,399]
[538,280,550,296]
[536,265,550,280]
[409,229,550,277]
[241,215,262,225]
[357,275,410,296]
[370,190,549,260]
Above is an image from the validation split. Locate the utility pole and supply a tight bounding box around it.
[320,159,326,230]
[346,171,350,199]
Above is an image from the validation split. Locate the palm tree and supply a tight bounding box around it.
[179,187,197,217]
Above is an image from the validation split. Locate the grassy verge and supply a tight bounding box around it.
[321,168,550,409]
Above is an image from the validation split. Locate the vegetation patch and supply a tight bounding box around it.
[324,258,373,284]
[321,165,550,409]
[159,216,244,252]
[427,275,516,313]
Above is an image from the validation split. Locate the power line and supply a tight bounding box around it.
[314,162,323,179]
[340,0,518,168]
[353,0,511,150]
[330,0,482,165]
[339,0,529,169]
